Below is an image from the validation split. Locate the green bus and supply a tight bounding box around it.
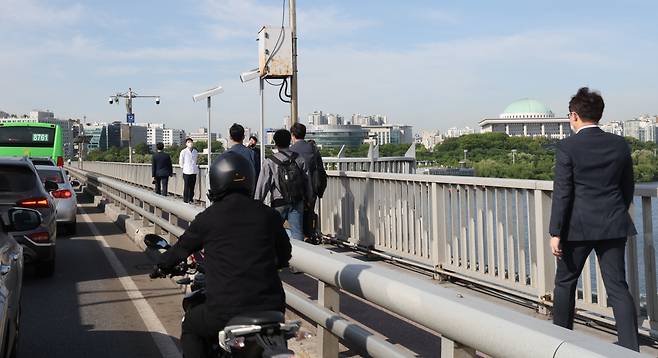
[0,122,65,167]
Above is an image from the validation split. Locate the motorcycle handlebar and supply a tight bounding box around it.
[149,262,188,279]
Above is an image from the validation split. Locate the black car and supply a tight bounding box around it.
[0,158,58,277]
[0,207,41,358]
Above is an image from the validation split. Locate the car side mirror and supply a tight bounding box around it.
[7,208,42,232]
[44,180,58,192]
[144,234,170,250]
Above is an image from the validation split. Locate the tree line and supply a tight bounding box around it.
[86,141,226,166]
[320,133,658,182]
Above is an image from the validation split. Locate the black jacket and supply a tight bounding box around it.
[152,151,173,178]
[251,147,261,180]
[159,193,291,317]
[549,127,636,241]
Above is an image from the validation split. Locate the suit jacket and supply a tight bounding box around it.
[152,151,173,178]
[549,127,636,241]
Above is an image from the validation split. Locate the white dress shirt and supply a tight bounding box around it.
[576,124,599,134]
[179,148,199,175]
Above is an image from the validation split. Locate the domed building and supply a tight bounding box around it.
[479,98,570,139]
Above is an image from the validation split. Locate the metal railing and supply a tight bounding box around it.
[319,171,658,339]
[321,143,417,174]
[68,165,648,358]
[74,161,658,341]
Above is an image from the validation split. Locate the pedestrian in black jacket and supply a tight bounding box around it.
[157,152,291,357]
[151,142,173,196]
[549,87,639,351]
[248,135,261,180]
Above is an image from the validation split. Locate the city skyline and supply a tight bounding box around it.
[2,0,658,132]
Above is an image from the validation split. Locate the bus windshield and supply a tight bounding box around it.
[0,126,56,148]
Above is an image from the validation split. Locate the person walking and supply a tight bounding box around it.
[549,87,639,351]
[248,135,261,180]
[226,123,256,170]
[254,129,312,241]
[151,142,173,196]
[290,123,327,242]
[179,138,199,203]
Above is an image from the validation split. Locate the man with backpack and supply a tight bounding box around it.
[254,129,313,241]
[290,123,327,243]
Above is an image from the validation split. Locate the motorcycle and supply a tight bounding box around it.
[144,234,302,358]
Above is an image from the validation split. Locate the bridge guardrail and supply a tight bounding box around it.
[68,165,648,358]
[74,161,658,340]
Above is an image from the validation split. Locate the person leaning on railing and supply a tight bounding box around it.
[549,87,639,351]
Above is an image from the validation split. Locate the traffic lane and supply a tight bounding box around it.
[19,197,184,358]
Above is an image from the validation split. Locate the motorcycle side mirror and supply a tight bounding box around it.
[44,180,59,192]
[144,234,170,250]
[70,180,81,187]
[7,208,42,232]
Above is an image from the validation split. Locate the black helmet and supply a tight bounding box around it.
[207,151,255,202]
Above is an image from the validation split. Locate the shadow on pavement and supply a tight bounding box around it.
[19,193,182,358]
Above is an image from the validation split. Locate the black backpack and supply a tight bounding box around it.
[309,141,328,198]
[268,152,306,204]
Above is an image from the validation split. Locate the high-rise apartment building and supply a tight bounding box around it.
[163,128,186,147]
[623,115,655,142]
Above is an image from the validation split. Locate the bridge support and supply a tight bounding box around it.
[318,282,340,357]
[440,336,477,358]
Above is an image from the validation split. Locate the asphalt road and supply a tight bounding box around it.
[17,196,185,358]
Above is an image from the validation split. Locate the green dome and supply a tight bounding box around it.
[500,98,554,119]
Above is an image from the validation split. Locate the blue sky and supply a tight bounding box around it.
[1,0,657,134]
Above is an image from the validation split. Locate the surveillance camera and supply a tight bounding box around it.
[108,97,114,104]
[155,97,160,105]
[240,68,260,83]
[192,86,223,102]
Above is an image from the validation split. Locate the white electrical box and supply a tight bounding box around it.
[258,26,293,79]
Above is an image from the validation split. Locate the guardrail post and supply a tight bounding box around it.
[431,183,448,280]
[440,337,477,358]
[533,189,554,315]
[169,214,180,244]
[119,192,126,211]
[142,202,151,227]
[131,197,140,221]
[154,207,163,235]
[318,282,340,358]
[641,197,658,332]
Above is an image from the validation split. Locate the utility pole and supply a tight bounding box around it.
[127,88,134,164]
[289,0,298,128]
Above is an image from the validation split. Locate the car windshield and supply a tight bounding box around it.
[36,169,64,184]
[0,166,37,192]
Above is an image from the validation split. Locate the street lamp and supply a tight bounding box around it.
[192,86,224,166]
[108,88,160,163]
[511,149,517,164]
[463,149,468,162]
[240,68,264,168]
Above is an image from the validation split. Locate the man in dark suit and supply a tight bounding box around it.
[549,87,639,351]
[152,142,173,196]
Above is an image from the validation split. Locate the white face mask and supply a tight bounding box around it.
[186,142,193,148]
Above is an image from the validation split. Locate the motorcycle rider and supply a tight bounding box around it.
[155,151,292,357]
